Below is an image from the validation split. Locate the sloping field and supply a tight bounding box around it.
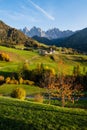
[0,46,87,75]
[0,97,87,130]
[0,84,46,96]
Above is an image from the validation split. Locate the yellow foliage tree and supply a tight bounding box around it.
[0,52,10,61]
[11,88,26,100]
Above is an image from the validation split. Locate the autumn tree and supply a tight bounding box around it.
[54,75,83,107]
[11,88,26,100]
[54,60,83,107]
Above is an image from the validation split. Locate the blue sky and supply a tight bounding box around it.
[0,0,87,31]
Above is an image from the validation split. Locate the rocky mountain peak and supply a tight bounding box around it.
[22,26,74,39]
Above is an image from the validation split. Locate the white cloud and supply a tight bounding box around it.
[28,0,55,21]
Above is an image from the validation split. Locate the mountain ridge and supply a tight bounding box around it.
[32,27,87,52]
[22,26,74,39]
[58,27,87,52]
[0,20,40,47]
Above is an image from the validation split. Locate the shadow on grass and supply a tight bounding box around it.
[0,116,34,130]
[0,71,18,78]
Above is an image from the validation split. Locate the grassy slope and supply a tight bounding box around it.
[0,84,46,96]
[0,46,57,72]
[0,46,87,75]
[0,84,87,109]
[0,97,87,130]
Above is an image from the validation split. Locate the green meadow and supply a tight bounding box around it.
[0,46,87,130]
[0,46,87,75]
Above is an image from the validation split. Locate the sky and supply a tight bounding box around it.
[0,0,87,31]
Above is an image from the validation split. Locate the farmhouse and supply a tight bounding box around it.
[39,48,55,55]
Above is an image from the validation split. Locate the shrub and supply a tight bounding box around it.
[5,77,18,84]
[11,88,26,100]
[19,77,24,84]
[0,75,4,80]
[5,77,11,84]
[12,80,18,84]
[0,52,10,62]
[0,75,5,84]
[9,80,15,84]
[28,80,35,85]
[34,94,44,103]
[23,80,34,85]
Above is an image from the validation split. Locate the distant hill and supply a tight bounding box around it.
[55,28,87,52]
[0,20,39,47]
[32,35,67,46]
[32,36,51,45]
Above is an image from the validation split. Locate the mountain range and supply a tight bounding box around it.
[21,27,74,39]
[32,28,87,53]
[0,20,87,53]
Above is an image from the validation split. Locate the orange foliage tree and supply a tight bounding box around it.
[54,75,83,107]
[48,59,83,107]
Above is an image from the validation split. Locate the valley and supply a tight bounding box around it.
[0,20,87,130]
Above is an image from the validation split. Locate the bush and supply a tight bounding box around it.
[34,94,44,103]
[19,77,24,84]
[5,77,11,84]
[28,80,35,85]
[0,75,5,85]
[23,80,34,85]
[13,80,19,84]
[5,77,18,84]
[11,88,26,100]
[10,79,18,84]
[0,52,10,62]
[9,80,15,84]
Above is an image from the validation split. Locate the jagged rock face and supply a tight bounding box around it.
[22,26,74,39]
[23,27,29,35]
[46,28,74,39]
[28,27,46,37]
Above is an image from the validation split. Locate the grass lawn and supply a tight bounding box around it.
[0,96,87,130]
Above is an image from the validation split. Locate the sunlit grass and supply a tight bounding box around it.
[0,46,87,75]
[0,84,46,96]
